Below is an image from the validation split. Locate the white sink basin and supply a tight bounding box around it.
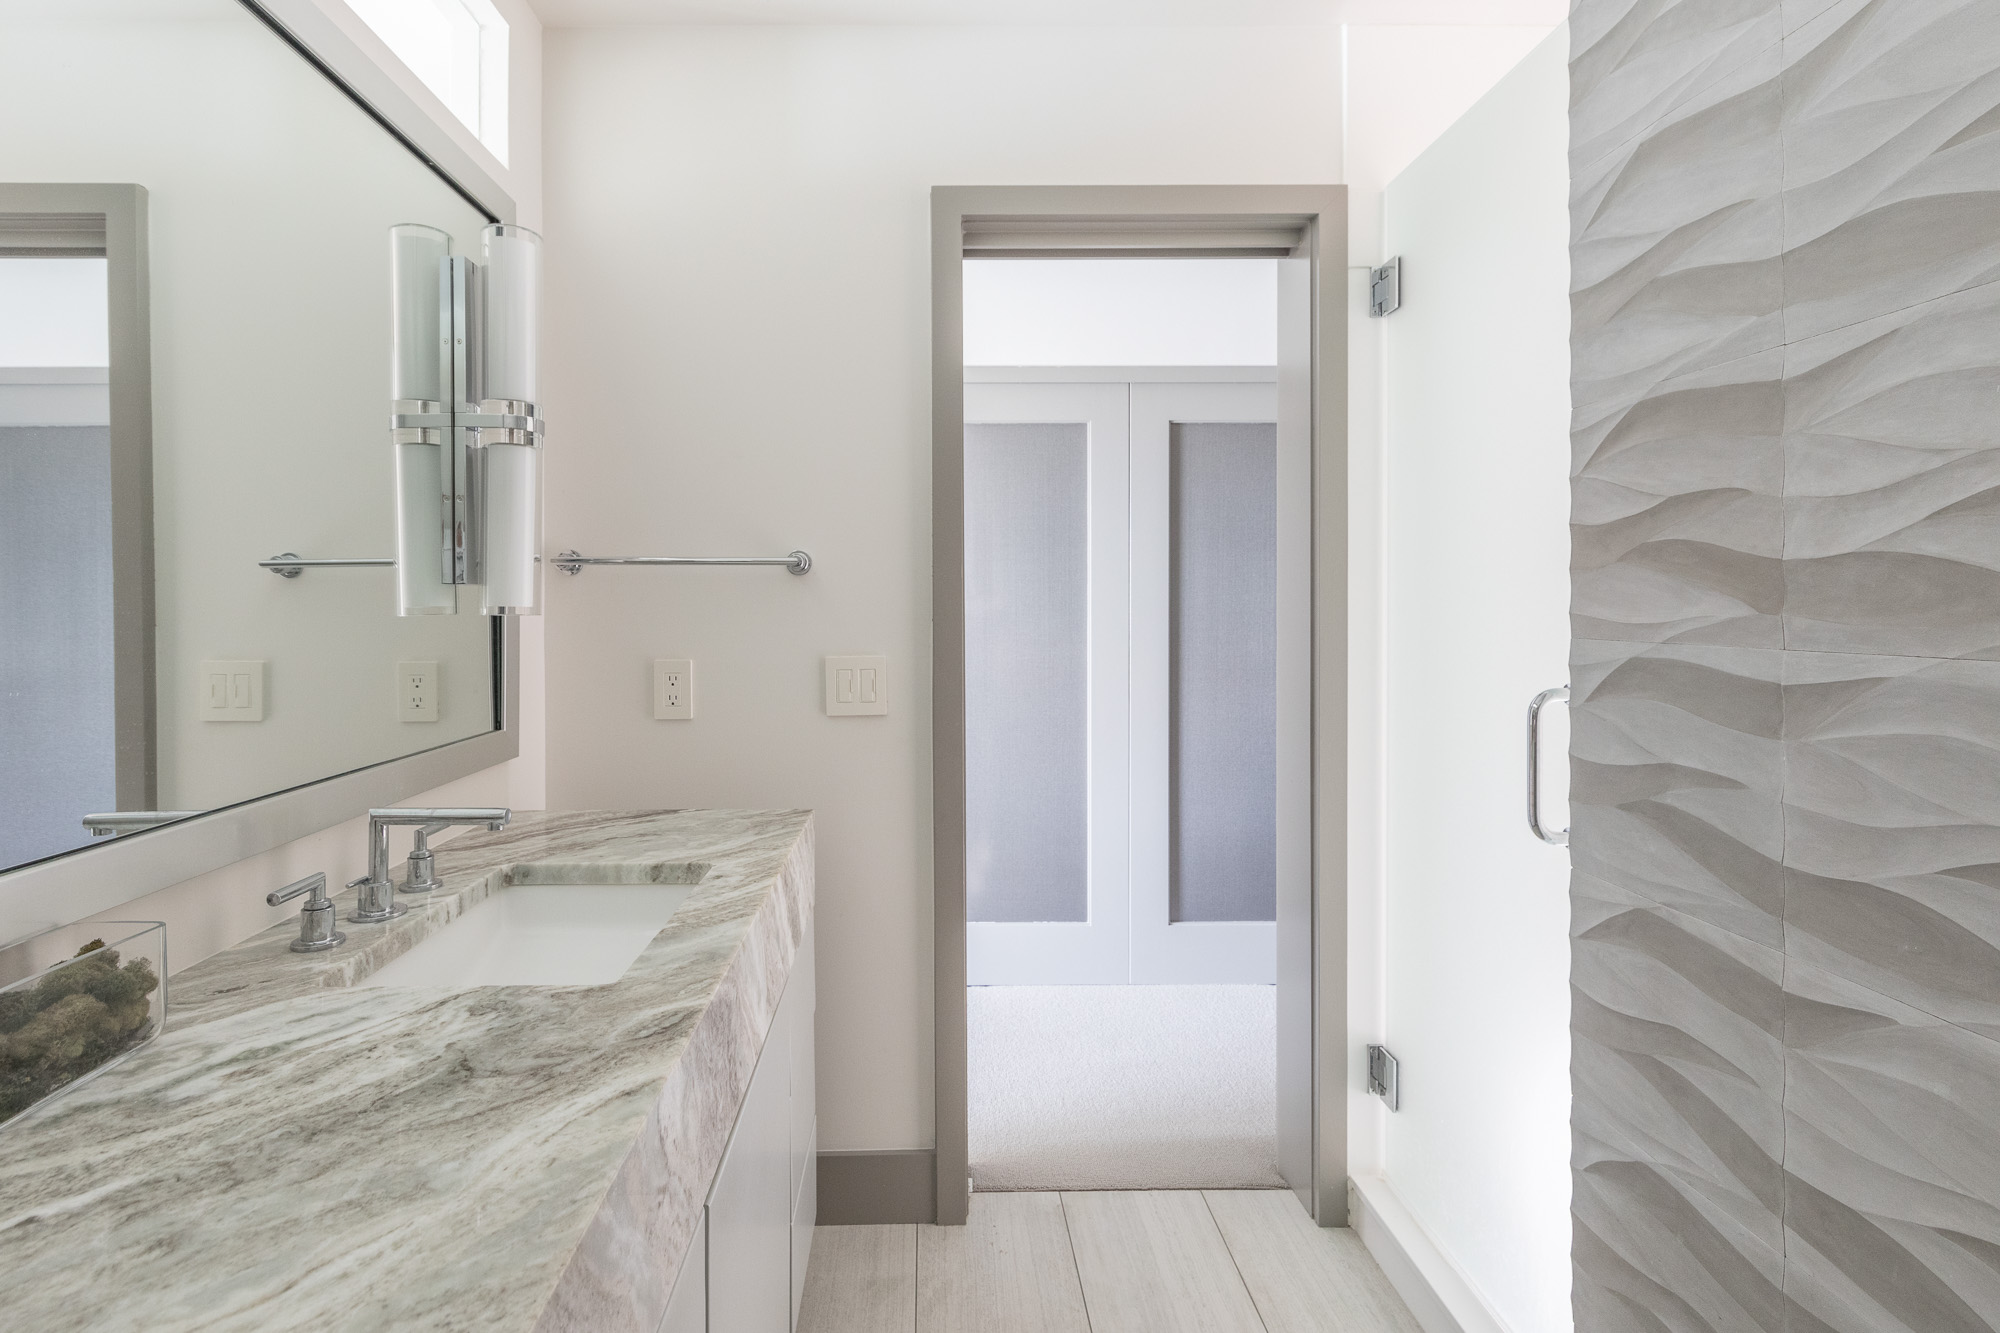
[360,883,696,988]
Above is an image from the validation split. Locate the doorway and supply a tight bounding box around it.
[930,186,1346,1226]
[963,359,1297,1192]
[964,371,1302,989]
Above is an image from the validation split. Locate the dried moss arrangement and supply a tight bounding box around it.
[0,939,161,1123]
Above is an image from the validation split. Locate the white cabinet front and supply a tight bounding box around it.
[698,931,816,1333]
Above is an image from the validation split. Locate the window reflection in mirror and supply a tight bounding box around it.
[0,0,503,880]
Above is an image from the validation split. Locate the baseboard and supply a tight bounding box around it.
[1349,1175,1512,1333]
[816,1149,937,1225]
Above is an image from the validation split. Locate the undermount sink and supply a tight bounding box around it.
[360,879,701,988]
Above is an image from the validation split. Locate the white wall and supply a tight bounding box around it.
[541,22,1341,1154]
[963,258,1277,367]
[0,0,548,972]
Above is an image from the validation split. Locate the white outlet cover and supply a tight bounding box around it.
[824,655,887,716]
[653,658,694,720]
[199,660,265,722]
[398,660,439,723]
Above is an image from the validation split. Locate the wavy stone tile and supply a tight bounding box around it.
[1572,878,1787,1332]
[1783,960,2000,1331]
[1781,0,2000,342]
[1570,640,1786,945]
[1571,35,1784,411]
[1571,0,1782,171]
[1783,282,2000,657]
[1782,653,2000,1039]
[1574,350,1785,646]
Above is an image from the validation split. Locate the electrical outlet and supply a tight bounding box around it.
[199,660,265,722]
[824,655,887,716]
[398,660,438,722]
[653,658,694,720]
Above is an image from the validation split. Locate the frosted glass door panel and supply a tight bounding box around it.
[965,422,1088,923]
[1170,422,1278,923]
[964,382,1130,985]
[1130,382,1284,984]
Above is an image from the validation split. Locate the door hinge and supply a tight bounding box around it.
[1367,1044,1401,1111]
[1368,257,1401,317]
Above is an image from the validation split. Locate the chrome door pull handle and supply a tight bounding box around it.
[1527,686,1569,846]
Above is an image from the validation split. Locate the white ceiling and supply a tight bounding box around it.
[524,0,1567,28]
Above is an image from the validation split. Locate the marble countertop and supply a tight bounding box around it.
[0,809,815,1333]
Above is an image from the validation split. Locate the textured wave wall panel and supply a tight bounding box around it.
[1572,0,2000,1324]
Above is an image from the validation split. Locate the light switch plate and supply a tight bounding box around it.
[199,660,265,722]
[824,655,887,716]
[653,658,694,720]
[398,661,439,722]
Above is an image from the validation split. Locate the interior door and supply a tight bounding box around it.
[1128,382,1287,985]
[964,377,1296,987]
[963,382,1130,985]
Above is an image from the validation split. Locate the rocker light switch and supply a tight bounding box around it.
[200,660,265,722]
[824,656,887,716]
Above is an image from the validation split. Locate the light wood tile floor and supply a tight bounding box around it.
[796,1191,1425,1333]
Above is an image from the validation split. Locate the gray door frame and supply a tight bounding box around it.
[931,184,1348,1226]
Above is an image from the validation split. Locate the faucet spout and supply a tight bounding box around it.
[349,807,512,921]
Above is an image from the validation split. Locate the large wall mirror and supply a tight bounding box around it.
[0,0,520,933]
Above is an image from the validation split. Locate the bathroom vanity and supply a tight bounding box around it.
[0,810,815,1333]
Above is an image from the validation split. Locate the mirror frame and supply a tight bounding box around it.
[0,0,524,943]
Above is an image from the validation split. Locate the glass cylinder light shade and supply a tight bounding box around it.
[390,224,454,615]
[478,223,543,616]
[480,223,540,405]
[480,441,541,614]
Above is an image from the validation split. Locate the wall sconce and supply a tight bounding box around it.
[389,221,544,617]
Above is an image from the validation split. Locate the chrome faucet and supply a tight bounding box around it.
[347,807,510,924]
[268,872,344,953]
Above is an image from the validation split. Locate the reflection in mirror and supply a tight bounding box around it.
[0,246,116,868]
[0,0,506,879]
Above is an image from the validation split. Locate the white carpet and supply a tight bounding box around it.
[968,985,1283,1191]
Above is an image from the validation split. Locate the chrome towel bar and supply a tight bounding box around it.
[554,549,812,576]
[260,552,394,578]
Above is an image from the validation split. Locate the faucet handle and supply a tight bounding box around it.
[403,823,453,894]
[346,874,407,925]
[268,873,345,954]
[267,872,329,908]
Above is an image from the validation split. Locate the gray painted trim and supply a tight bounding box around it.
[930,184,1348,1228]
[0,4,525,943]
[815,1150,938,1226]
[236,0,515,226]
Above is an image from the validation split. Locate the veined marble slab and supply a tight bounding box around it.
[0,809,814,1333]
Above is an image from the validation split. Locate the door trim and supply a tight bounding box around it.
[930,184,1348,1226]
